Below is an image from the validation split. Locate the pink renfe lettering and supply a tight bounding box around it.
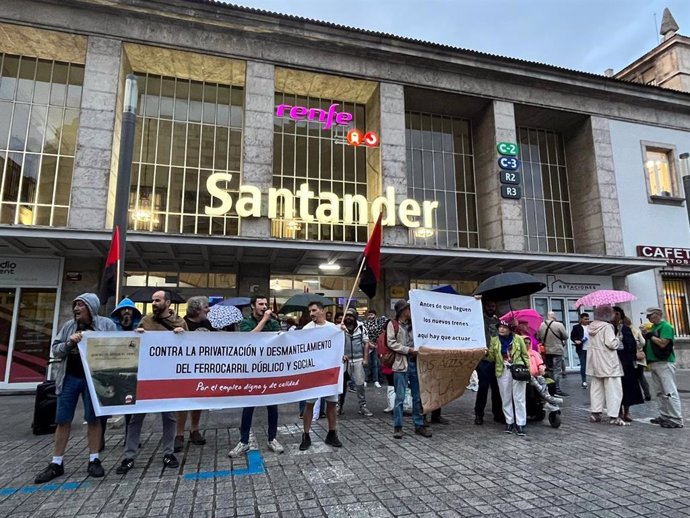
[276,103,353,130]
[289,105,308,120]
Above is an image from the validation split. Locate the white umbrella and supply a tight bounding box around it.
[208,305,243,330]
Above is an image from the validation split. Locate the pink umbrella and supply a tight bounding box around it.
[500,309,543,350]
[574,289,636,309]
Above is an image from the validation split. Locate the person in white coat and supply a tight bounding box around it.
[586,305,627,426]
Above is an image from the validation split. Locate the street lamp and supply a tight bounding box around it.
[113,74,139,301]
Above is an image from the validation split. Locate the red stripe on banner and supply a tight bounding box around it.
[136,367,340,400]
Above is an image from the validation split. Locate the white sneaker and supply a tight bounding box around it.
[267,438,284,454]
[364,382,368,387]
[582,382,588,389]
[227,441,249,458]
[374,382,381,388]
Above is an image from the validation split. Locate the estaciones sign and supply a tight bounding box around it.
[636,245,690,266]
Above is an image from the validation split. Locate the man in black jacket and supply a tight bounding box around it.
[474,300,503,425]
[570,313,590,389]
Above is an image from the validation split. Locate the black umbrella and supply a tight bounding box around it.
[279,293,335,314]
[126,287,186,303]
[473,272,545,301]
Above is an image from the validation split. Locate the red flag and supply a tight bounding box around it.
[358,212,383,298]
[99,226,120,305]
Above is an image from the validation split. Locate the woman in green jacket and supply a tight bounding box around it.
[488,321,530,436]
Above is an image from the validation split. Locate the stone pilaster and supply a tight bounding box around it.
[474,100,525,251]
[239,61,274,239]
[566,116,624,256]
[69,36,121,229]
[378,82,408,246]
[237,263,270,298]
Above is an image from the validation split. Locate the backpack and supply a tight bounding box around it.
[377,319,399,368]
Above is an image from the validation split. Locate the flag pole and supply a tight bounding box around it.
[343,254,367,316]
[116,255,121,304]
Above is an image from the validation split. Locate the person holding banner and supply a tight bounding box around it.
[174,296,213,453]
[388,299,431,440]
[228,295,284,457]
[116,290,187,475]
[300,301,343,451]
[35,293,116,484]
[487,321,530,436]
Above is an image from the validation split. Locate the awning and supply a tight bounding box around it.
[0,227,665,278]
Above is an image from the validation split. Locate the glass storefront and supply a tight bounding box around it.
[519,127,574,253]
[0,53,83,226]
[405,112,478,248]
[0,287,57,386]
[129,72,244,236]
[9,289,55,383]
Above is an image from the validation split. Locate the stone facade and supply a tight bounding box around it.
[68,36,121,229]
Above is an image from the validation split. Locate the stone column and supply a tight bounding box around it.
[240,61,274,239]
[383,268,411,319]
[68,36,121,229]
[565,116,624,256]
[379,82,408,246]
[474,100,525,251]
[237,263,270,299]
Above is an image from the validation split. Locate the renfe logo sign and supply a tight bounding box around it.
[276,103,352,130]
[205,173,439,229]
[637,245,690,265]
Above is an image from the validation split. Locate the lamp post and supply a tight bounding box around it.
[681,152,690,226]
[113,74,139,300]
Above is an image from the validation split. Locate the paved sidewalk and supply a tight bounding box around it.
[1,372,690,517]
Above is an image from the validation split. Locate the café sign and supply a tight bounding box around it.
[205,173,439,228]
[637,245,690,265]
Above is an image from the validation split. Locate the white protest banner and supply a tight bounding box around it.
[409,289,484,349]
[78,326,344,416]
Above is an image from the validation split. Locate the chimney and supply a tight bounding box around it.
[660,8,679,41]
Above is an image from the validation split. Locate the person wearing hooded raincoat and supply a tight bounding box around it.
[34,293,116,484]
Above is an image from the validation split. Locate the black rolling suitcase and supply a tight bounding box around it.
[32,380,57,435]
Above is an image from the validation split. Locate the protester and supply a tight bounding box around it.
[334,312,344,325]
[570,312,590,389]
[487,321,530,436]
[175,296,212,453]
[474,300,503,425]
[34,293,116,484]
[299,301,343,450]
[536,312,569,397]
[364,309,385,388]
[326,311,334,323]
[642,307,684,429]
[586,305,626,426]
[340,308,373,417]
[228,295,284,456]
[388,299,431,439]
[102,297,143,451]
[612,307,645,422]
[116,290,187,474]
[635,330,652,402]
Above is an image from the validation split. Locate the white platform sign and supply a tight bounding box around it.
[409,289,485,350]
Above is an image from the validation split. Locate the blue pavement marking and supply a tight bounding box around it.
[0,481,87,496]
[0,452,265,496]
[183,450,265,480]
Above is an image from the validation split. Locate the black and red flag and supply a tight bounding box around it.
[99,226,120,305]
[358,212,383,298]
